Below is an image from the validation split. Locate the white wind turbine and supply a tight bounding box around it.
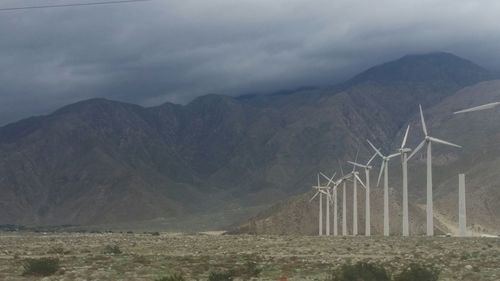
[408,105,461,236]
[318,171,337,236]
[350,153,366,236]
[348,151,378,236]
[310,173,333,236]
[454,101,500,114]
[397,125,412,236]
[337,161,352,236]
[320,171,339,236]
[367,140,399,236]
[347,151,366,236]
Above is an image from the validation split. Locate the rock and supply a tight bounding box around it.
[465,264,473,270]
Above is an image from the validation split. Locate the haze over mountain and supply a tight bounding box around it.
[0,52,498,234]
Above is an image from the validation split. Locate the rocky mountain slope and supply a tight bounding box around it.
[234,79,500,236]
[0,52,495,231]
[406,79,500,234]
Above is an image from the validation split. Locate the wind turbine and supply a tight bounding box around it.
[397,125,412,236]
[454,101,500,114]
[320,171,339,236]
[367,140,399,236]
[408,105,461,236]
[349,151,361,236]
[348,151,378,236]
[310,173,328,236]
[337,161,352,236]
[318,171,337,236]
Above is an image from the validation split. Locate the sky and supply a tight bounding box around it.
[1,0,500,125]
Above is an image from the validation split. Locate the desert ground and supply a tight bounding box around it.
[0,232,499,280]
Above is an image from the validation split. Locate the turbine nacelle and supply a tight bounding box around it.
[399,148,412,153]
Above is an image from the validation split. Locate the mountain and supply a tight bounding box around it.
[0,52,496,232]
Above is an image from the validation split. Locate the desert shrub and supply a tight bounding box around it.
[394,263,440,281]
[461,252,472,260]
[151,231,161,236]
[132,254,151,265]
[47,246,71,255]
[326,262,390,281]
[103,244,122,255]
[208,270,233,281]
[22,257,60,276]
[155,273,186,281]
[241,261,262,277]
[47,246,65,254]
[230,261,262,278]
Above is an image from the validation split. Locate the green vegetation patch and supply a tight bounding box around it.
[22,257,60,276]
[394,263,440,281]
[326,262,390,281]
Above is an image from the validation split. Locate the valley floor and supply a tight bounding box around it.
[0,232,499,280]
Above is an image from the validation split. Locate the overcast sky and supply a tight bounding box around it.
[1,0,500,124]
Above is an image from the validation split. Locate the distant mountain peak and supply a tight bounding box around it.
[347,52,493,85]
[53,97,143,116]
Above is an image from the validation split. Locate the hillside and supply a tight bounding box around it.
[405,79,500,234]
[0,52,495,230]
[235,79,500,236]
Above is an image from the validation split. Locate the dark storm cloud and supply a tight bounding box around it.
[1,0,500,124]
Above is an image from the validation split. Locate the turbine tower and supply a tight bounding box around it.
[342,177,348,236]
[408,105,461,236]
[337,162,351,236]
[368,140,399,236]
[349,151,360,236]
[348,151,377,236]
[459,173,467,237]
[397,125,412,236]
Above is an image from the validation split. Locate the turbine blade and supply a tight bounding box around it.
[330,173,337,185]
[429,137,462,148]
[310,191,320,202]
[341,172,353,182]
[408,140,426,160]
[367,139,384,158]
[348,161,367,168]
[454,101,500,114]
[319,172,330,181]
[419,105,428,136]
[366,151,378,166]
[320,171,337,186]
[338,160,344,176]
[377,161,385,187]
[352,149,360,172]
[401,125,410,148]
[355,174,366,188]
[388,152,400,159]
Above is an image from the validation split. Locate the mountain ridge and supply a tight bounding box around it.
[0,52,496,231]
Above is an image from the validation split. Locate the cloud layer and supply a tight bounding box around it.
[1,0,500,124]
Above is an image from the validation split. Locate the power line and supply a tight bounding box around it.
[0,0,150,11]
